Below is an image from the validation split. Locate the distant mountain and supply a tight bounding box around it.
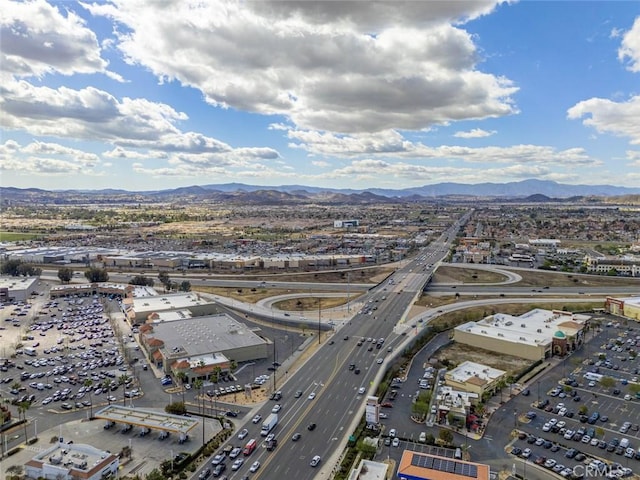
[2,179,639,206]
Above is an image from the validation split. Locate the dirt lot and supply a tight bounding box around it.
[435,342,531,376]
[433,265,640,288]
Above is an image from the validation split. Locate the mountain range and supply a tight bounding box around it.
[2,179,639,205]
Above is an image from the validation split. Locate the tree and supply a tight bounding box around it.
[193,379,204,414]
[85,266,109,283]
[1,259,24,276]
[18,401,30,442]
[118,374,130,406]
[176,372,188,404]
[438,428,453,445]
[57,267,73,284]
[145,468,166,480]
[165,402,186,415]
[84,379,94,417]
[578,405,589,415]
[179,280,191,292]
[158,271,170,288]
[129,275,155,287]
[600,376,616,390]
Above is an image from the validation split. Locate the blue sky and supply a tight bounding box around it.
[1,0,639,191]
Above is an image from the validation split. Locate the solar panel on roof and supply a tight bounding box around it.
[409,452,479,478]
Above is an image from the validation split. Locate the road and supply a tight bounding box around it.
[196,214,470,480]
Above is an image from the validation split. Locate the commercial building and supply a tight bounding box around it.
[49,282,133,299]
[0,275,38,302]
[453,309,589,361]
[444,363,504,400]
[123,292,219,325]
[25,442,118,480]
[605,296,640,320]
[347,459,389,480]
[140,313,268,381]
[584,254,640,276]
[397,450,490,480]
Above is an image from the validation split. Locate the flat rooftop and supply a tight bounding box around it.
[150,314,266,356]
[446,361,505,384]
[0,275,38,290]
[27,442,117,473]
[94,405,200,434]
[455,308,589,347]
[132,292,214,313]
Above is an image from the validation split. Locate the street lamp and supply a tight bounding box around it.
[537,380,541,404]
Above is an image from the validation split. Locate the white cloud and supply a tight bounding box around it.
[618,16,640,72]
[0,0,114,79]
[453,128,496,138]
[83,0,518,134]
[567,95,640,145]
[0,139,100,174]
[286,128,598,167]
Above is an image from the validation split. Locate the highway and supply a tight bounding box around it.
[198,214,470,480]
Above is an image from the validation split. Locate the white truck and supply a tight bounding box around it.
[261,413,278,436]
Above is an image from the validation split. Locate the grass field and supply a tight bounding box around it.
[0,231,42,241]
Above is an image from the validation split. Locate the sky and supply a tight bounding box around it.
[1,0,640,192]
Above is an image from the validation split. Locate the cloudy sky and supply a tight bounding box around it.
[1,0,640,191]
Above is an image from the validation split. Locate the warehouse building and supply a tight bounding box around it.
[0,275,38,303]
[123,292,219,325]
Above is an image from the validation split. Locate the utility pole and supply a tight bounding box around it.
[318,298,321,345]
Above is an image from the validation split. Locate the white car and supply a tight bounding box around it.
[232,459,244,471]
[542,423,551,432]
[265,433,275,443]
[310,455,321,467]
[556,420,566,428]
[238,428,248,439]
[229,447,242,458]
[252,414,262,424]
[392,437,400,447]
[308,392,316,400]
[249,461,261,473]
[389,428,396,437]
[358,387,366,395]
[272,404,281,413]
[376,358,383,364]
[558,407,567,416]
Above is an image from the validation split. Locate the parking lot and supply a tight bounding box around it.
[0,292,142,415]
[510,319,640,479]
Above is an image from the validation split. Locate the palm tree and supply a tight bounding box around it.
[193,379,203,415]
[118,374,130,406]
[102,379,113,404]
[84,379,94,417]
[18,401,30,443]
[176,371,187,404]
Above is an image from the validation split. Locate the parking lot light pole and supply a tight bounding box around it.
[537,381,541,404]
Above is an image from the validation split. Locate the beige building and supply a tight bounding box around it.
[123,292,219,325]
[25,442,119,480]
[605,296,640,320]
[444,362,505,399]
[453,309,589,361]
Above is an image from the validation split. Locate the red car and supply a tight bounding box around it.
[381,402,393,408]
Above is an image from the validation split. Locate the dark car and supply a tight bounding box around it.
[292,433,301,441]
[213,463,226,477]
[225,411,238,417]
[522,389,530,396]
[307,423,316,431]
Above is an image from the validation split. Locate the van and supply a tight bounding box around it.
[621,438,630,449]
[454,448,462,459]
